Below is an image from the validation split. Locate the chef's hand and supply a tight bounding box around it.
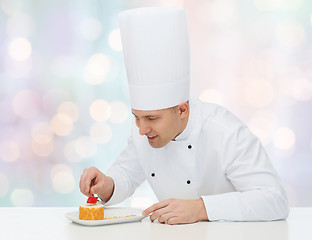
[142,198,208,225]
[79,167,114,203]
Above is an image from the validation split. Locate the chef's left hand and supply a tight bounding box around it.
[142,198,208,225]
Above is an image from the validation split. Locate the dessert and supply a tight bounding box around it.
[79,195,104,220]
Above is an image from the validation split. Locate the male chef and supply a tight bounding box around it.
[79,7,289,224]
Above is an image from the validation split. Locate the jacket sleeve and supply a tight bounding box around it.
[202,125,289,221]
[104,134,146,206]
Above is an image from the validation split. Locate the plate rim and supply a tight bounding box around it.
[65,207,147,226]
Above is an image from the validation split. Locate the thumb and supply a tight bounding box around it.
[90,185,97,195]
[90,185,105,201]
[90,184,103,196]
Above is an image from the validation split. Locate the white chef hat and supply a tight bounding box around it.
[118,7,190,110]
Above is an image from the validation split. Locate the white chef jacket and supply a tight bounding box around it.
[105,98,289,221]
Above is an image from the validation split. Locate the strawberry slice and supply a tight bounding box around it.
[87,196,98,204]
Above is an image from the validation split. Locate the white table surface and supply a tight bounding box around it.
[0,207,311,240]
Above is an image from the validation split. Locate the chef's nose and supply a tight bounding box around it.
[139,122,151,136]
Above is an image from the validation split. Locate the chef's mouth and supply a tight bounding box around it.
[147,135,158,141]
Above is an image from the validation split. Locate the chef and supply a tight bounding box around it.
[79,7,289,224]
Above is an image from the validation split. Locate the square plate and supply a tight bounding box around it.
[65,207,148,226]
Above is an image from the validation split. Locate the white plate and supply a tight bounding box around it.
[65,207,147,226]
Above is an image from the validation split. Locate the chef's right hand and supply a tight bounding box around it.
[79,167,115,203]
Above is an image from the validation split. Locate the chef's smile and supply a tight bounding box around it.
[147,135,158,142]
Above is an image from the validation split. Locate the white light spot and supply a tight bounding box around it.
[6,13,35,38]
[0,100,17,124]
[110,101,129,123]
[206,32,242,59]
[64,140,82,162]
[248,110,277,146]
[90,99,112,122]
[280,0,302,10]
[31,122,54,144]
[50,56,76,78]
[8,37,32,61]
[42,88,70,112]
[57,101,79,123]
[277,19,305,48]
[277,67,312,101]
[108,29,122,51]
[0,0,23,16]
[75,136,97,158]
[199,89,223,105]
[50,113,74,136]
[0,173,9,198]
[0,140,20,162]
[209,0,239,26]
[51,164,75,194]
[157,0,184,6]
[12,89,41,119]
[291,77,312,102]
[51,164,72,178]
[11,189,34,207]
[253,0,282,11]
[243,79,274,108]
[80,18,102,41]
[84,54,110,85]
[52,172,75,194]
[196,0,238,26]
[273,128,296,150]
[31,140,54,157]
[90,122,112,144]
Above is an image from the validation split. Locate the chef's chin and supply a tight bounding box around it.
[149,143,162,148]
[147,138,167,148]
[148,141,159,148]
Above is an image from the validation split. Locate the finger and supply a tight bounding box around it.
[90,183,102,196]
[149,206,170,222]
[167,217,180,225]
[143,200,170,216]
[81,167,99,195]
[158,212,177,224]
[81,170,93,195]
[85,168,99,191]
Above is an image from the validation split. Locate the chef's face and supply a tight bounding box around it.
[132,102,189,148]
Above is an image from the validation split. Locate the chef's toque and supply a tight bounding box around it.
[118,7,190,111]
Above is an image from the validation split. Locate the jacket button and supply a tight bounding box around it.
[188,145,192,149]
[151,173,155,177]
[187,180,191,184]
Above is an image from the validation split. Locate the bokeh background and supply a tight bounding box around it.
[0,0,311,208]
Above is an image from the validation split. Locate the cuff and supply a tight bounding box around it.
[201,193,242,221]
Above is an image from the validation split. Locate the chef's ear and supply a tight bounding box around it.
[177,101,189,119]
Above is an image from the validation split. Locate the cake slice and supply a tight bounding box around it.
[79,203,104,220]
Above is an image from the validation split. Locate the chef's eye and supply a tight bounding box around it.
[147,117,157,121]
